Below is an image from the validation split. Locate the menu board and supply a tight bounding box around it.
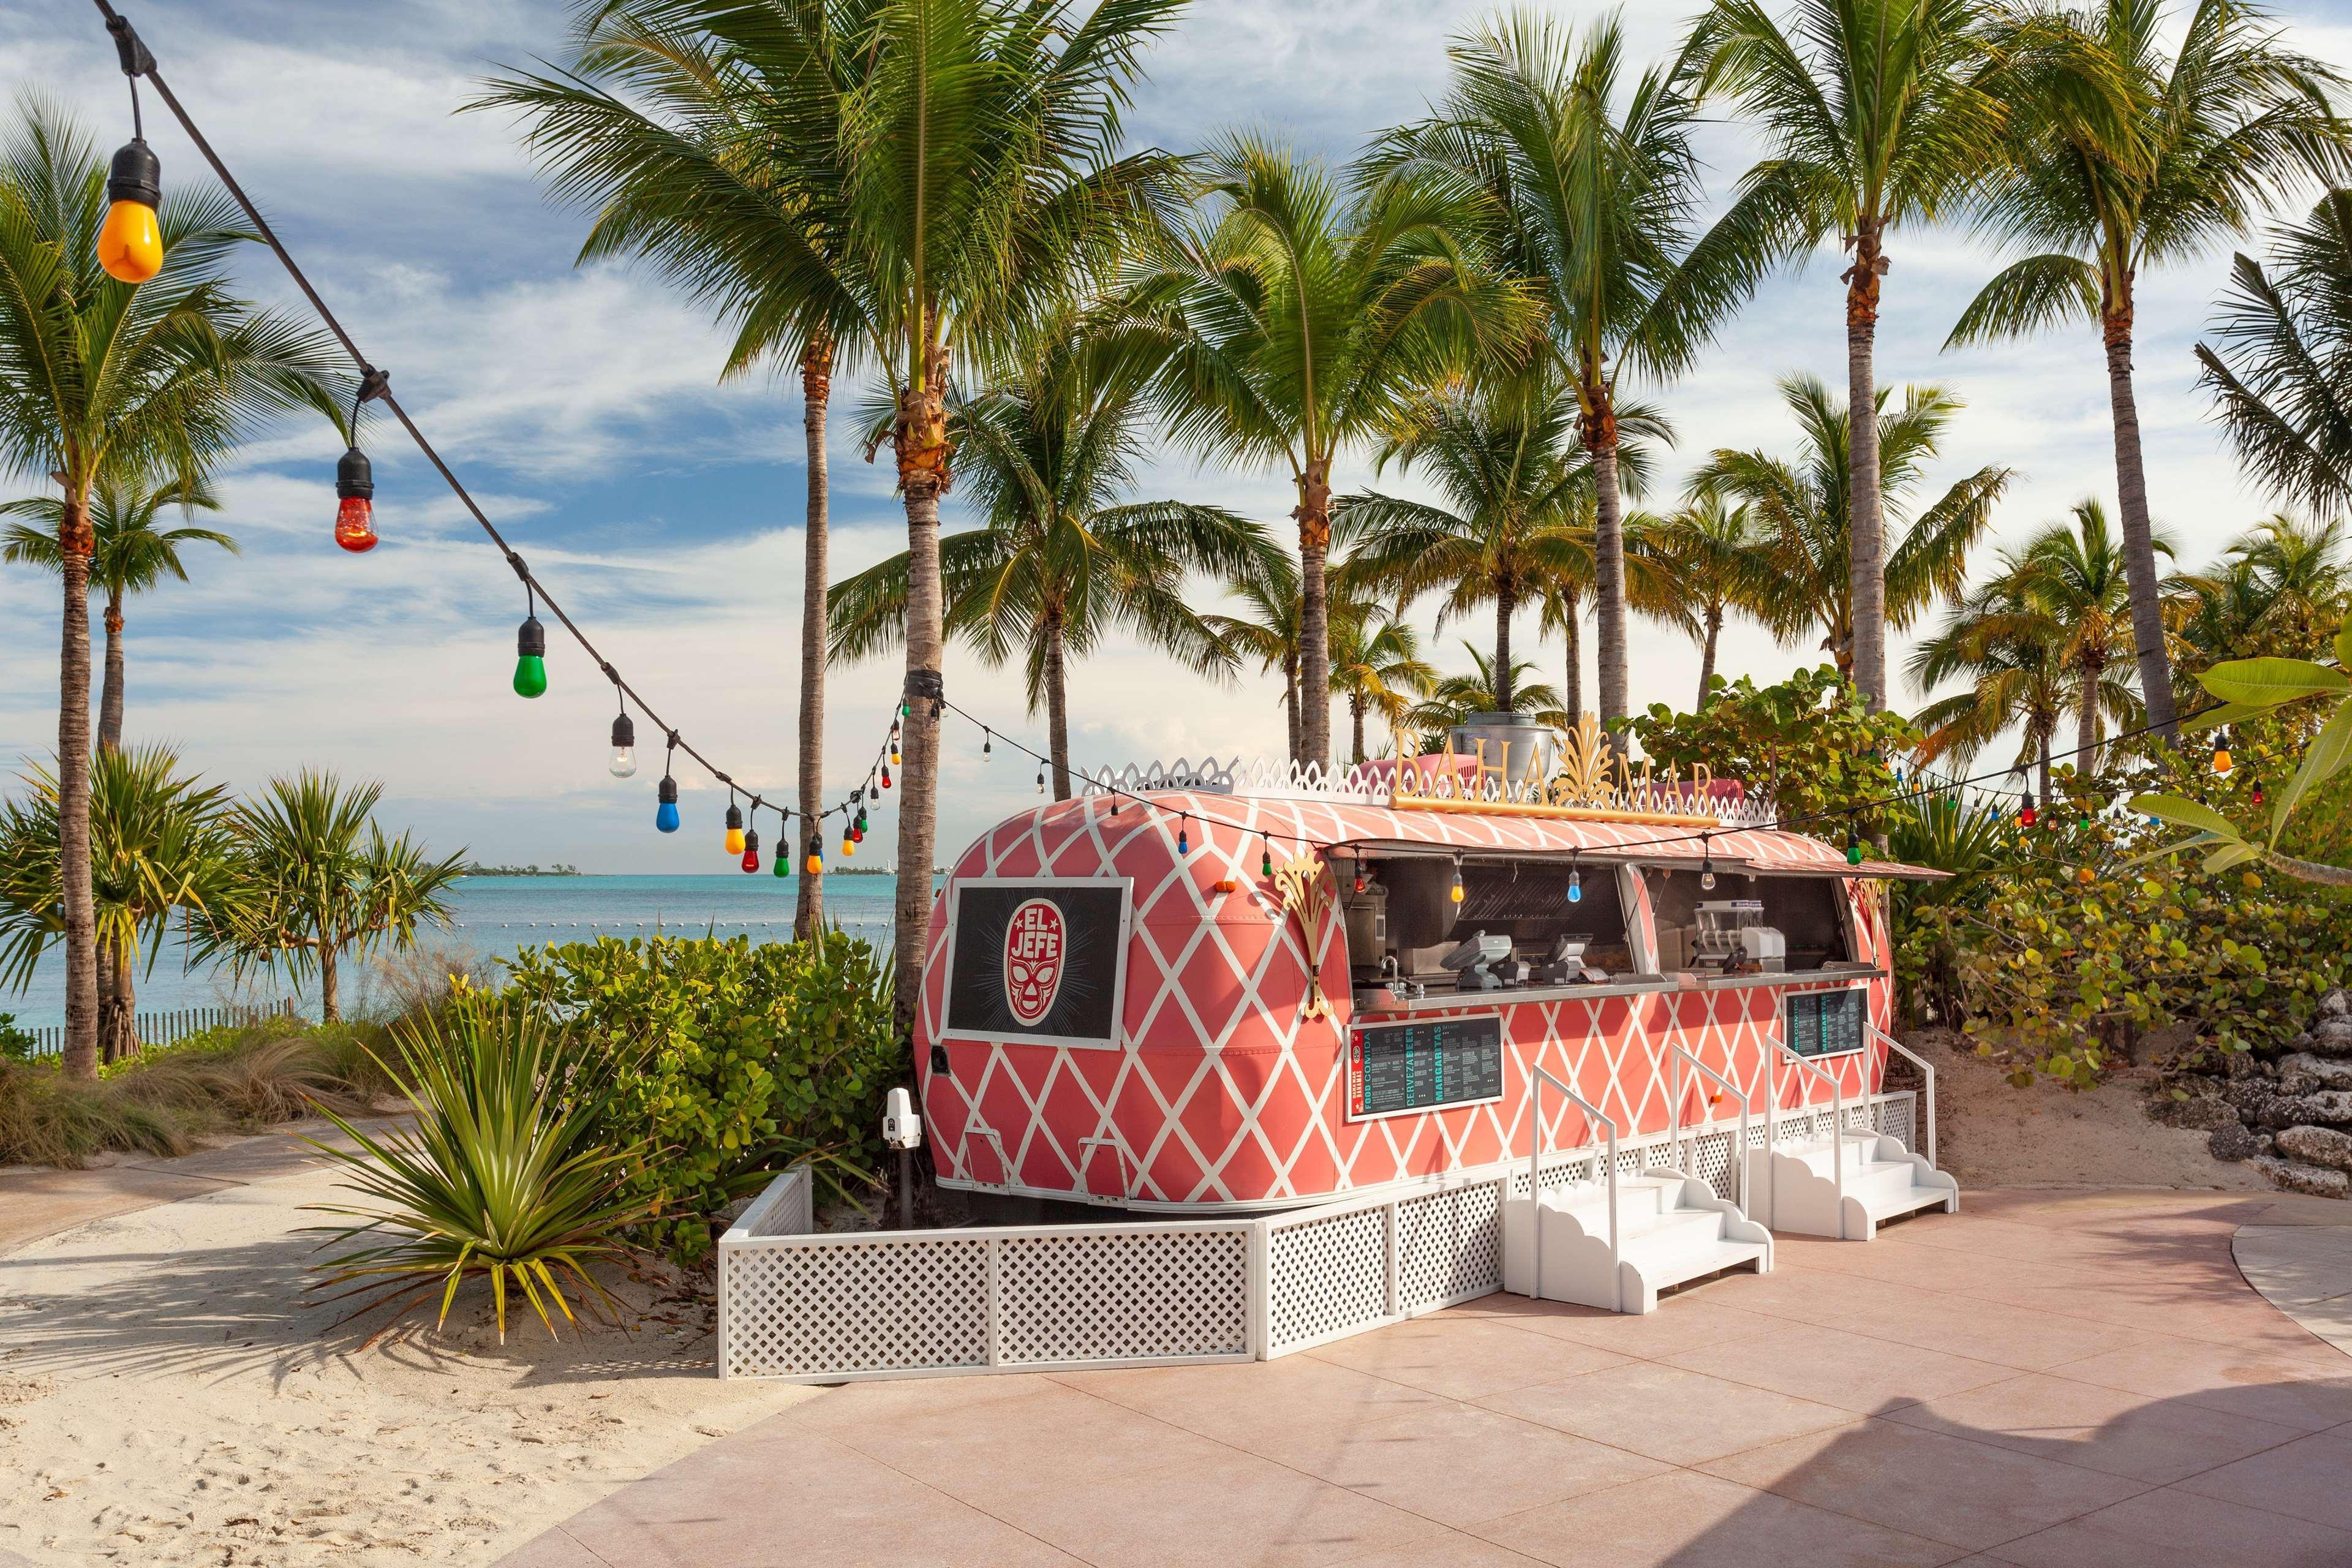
[1346,1014,1506,1121]
[1784,987,1865,1058]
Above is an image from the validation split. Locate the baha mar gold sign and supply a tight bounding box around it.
[1387,714,1724,827]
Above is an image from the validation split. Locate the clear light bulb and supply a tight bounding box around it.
[1700,865,1716,891]
[610,745,636,778]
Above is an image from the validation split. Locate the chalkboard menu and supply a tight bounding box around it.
[1784,987,1866,1058]
[1347,1014,1506,1121]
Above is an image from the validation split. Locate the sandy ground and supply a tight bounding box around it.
[0,1159,814,1567]
[1901,1026,2271,1194]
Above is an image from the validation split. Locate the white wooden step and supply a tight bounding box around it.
[1743,1131,1959,1241]
[1502,1173,1773,1314]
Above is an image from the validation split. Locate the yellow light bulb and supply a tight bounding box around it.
[725,826,745,855]
[2212,747,2233,775]
[97,198,162,284]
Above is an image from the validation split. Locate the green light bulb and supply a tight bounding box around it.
[512,654,546,698]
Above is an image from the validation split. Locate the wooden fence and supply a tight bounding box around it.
[20,999,300,1058]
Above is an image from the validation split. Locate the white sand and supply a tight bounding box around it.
[0,1163,815,1566]
[1902,1025,2271,1193]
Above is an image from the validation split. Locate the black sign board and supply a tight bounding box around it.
[943,878,1131,1049]
[1347,1014,1506,1121]
[1784,987,1866,1058]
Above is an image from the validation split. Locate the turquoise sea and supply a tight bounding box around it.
[6,873,938,1030]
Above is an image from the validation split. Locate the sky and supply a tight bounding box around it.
[1,0,2348,874]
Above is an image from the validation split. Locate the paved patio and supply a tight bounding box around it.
[499,1189,2352,1568]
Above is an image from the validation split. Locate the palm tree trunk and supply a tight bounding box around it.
[1697,604,1723,710]
[1847,219,1889,713]
[1587,406,1629,727]
[1351,694,1365,764]
[99,935,136,1066]
[2077,661,2101,775]
[319,938,341,1023]
[58,502,98,1081]
[2103,290,2179,739]
[99,597,125,753]
[1494,586,1515,710]
[2037,748,2052,807]
[891,339,952,1042]
[794,339,833,941]
[1044,607,1072,801]
[1283,655,1300,763]
[1562,596,1583,718]
[1295,458,1333,771]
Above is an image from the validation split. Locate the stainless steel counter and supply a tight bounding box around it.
[1688,966,1885,992]
[1351,975,1681,1016]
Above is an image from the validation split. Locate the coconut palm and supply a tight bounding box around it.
[1953,0,2350,742]
[204,772,466,1023]
[1692,0,2009,712]
[1909,585,2075,798]
[1649,494,1769,709]
[827,316,1278,797]
[1409,644,1571,747]
[0,746,238,1064]
[478,0,885,940]
[2200,192,2352,521]
[1123,133,1529,772]
[1,475,232,753]
[0,99,341,1079]
[1200,556,1310,763]
[2167,512,2350,673]
[1689,375,2009,677]
[1368,10,1771,726]
[1911,498,2157,778]
[1330,608,1435,764]
[1337,373,1658,714]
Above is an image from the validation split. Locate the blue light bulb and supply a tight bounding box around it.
[655,774,680,833]
[1567,869,1583,903]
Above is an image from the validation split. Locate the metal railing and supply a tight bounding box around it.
[1526,1065,1622,1313]
[1668,1044,1752,1215]
[1869,1025,1937,1168]
[15,1000,298,1058]
[1768,1042,1847,1238]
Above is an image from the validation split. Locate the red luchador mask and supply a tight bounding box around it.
[1002,897,1065,1026]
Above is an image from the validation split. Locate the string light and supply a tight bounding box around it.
[804,833,822,876]
[333,443,376,553]
[2018,790,2037,829]
[740,824,760,874]
[513,597,547,698]
[1037,765,1046,795]
[1450,854,1465,905]
[608,707,636,778]
[1260,837,1274,877]
[96,24,161,284]
[2213,733,2234,775]
[2252,780,2266,807]
[1698,837,1716,892]
[772,806,793,877]
[1567,850,1583,904]
[1176,820,1189,856]
[655,778,679,835]
[982,728,991,756]
[1845,823,1864,867]
[723,796,744,857]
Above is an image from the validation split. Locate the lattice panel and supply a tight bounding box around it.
[1396,1182,1504,1312]
[1508,1152,1598,1197]
[996,1230,1250,1364]
[1689,1130,1735,1200]
[723,1237,987,1378]
[1874,1095,1915,1150]
[1267,1205,1389,1353]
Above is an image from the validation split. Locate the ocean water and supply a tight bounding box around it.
[4,873,937,1030]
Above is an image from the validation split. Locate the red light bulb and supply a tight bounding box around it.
[740,847,760,873]
[334,494,377,553]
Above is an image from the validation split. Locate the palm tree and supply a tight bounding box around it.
[1650,494,1768,709]
[0,746,238,1064]
[1689,374,2009,677]
[1329,608,1435,764]
[2168,512,2350,673]
[827,316,1278,796]
[2199,192,2352,523]
[1909,582,2076,799]
[1,475,232,753]
[1952,0,2350,742]
[1693,0,2008,712]
[1123,133,1529,772]
[1912,498,2156,776]
[1370,10,1770,727]
[205,772,466,1023]
[1200,556,1308,763]
[1409,644,1570,748]
[0,100,340,1079]
[480,0,882,941]
[1337,374,1650,713]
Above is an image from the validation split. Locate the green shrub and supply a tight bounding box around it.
[0,1012,34,1062]
[0,1055,197,1164]
[502,930,899,1264]
[307,997,656,1343]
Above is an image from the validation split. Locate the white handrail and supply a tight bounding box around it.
[1668,1044,1752,1215]
[1869,1024,1937,1168]
[1526,1065,1622,1313]
[1769,1041,1848,1239]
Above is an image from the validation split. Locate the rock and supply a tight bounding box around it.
[2299,1090,2352,1125]
[2225,1049,2272,1080]
[2223,1077,2275,1112]
[2248,1155,2351,1199]
[2210,1121,2260,1162]
[2252,1093,2316,1131]
[2307,1019,2352,1058]
[2277,1125,2352,1174]
[2281,1053,2352,1092]
[2258,1131,2278,1157]
[2322,987,2349,1019]
[2179,1096,2240,1131]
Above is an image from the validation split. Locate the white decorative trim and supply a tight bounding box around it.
[1077,753,1778,825]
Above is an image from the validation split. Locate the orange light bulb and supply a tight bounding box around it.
[334,495,377,553]
[98,138,164,284]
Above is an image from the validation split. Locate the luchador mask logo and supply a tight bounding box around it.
[1003,897,1065,1026]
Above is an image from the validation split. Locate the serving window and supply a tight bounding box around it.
[1648,867,1856,976]
[1339,852,1638,989]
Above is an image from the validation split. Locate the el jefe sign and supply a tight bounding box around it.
[942,879,1132,1049]
[1389,713,1723,827]
[1003,898,1066,1025]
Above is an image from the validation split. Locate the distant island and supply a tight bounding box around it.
[462,863,584,877]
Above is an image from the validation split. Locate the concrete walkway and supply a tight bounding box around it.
[497,1189,2352,1568]
[2236,1223,2352,1356]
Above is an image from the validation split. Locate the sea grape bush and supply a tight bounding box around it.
[503,930,897,1263]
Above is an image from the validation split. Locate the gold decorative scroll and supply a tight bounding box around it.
[1385,713,1722,827]
[1270,853,1335,1021]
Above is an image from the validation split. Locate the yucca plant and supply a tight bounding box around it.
[306,998,657,1344]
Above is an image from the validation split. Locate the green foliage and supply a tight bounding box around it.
[306,997,656,1343]
[1885,787,2024,1028]
[0,1012,32,1061]
[1627,665,1921,839]
[502,931,899,1264]
[1944,744,2351,1087]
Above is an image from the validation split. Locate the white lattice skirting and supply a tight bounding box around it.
[718,1092,1917,1381]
